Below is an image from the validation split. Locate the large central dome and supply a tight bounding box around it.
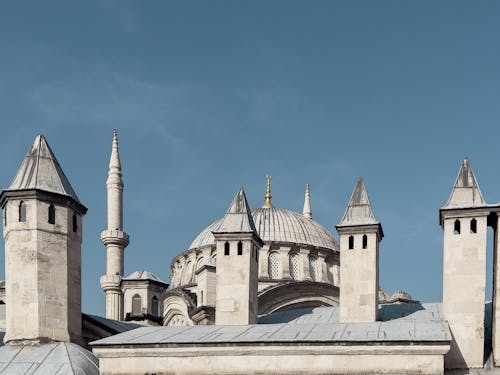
[189,206,338,250]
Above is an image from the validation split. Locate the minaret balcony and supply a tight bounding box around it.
[100,275,122,292]
[101,229,130,247]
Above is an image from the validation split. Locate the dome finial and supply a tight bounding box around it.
[262,175,273,208]
[303,183,312,219]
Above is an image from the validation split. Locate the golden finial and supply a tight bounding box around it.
[262,175,273,208]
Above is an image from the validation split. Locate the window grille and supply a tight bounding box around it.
[289,253,299,280]
[268,252,280,279]
[309,256,317,281]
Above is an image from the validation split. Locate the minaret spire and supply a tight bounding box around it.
[303,183,312,219]
[262,175,273,208]
[100,129,130,321]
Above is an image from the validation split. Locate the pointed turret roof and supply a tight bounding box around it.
[443,158,487,209]
[214,188,258,234]
[7,135,80,202]
[338,178,378,226]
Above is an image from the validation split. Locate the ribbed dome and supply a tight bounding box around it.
[189,207,338,250]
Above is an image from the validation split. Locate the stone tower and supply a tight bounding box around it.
[100,129,129,321]
[336,178,383,323]
[213,188,263,325]
[0,135,87,344]
[440,158,489,369]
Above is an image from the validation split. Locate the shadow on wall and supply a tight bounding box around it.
[485,301,492,366]
[258,307,315,324]
[378,303,425,320]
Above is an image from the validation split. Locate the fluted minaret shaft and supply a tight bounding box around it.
[303,183,312,219]
[100,129,129,321]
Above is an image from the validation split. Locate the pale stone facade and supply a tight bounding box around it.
[94,344,449,375]
[0,136,87,345]
[213,189,263,325]
[337,178,382,323]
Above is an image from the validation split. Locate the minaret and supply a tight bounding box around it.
[441,158,489,369]
[213,188,263,325]
[262,175,273,208]
[0,135,87,344]
[336,178,383,323]
[100,129,129,321]
[303,183,312,219]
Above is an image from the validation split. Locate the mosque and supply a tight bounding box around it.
[0,131,498,374]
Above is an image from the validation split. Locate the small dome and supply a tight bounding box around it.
[189,207,338,250]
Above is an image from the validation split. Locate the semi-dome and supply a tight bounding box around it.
[189,206,338,250]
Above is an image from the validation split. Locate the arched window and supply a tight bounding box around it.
[224,242,230,256]
[470,218,477,234]
[72,213,78,233]
[268,252,280,279]
[132,294,142,316]
[237,241,243,255]
[289,253,299,280]
[362,235,368,249]
[454,219,461,235]
[309,256,318,281]
[348,235,354,250]
[19,201,26,222]
[151,296,159,317]
[48,204,55,224]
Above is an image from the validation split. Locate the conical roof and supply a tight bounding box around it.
[338,178,378,226]
[213,188,258,234]
[443,158,486,209]
[7,135,80,202]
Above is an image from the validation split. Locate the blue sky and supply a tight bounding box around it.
[0,1,499,315]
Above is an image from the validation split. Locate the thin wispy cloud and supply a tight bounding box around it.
[28,72,187,145]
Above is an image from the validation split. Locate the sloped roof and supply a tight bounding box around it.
[213,188,258,234]
[83,313,142,335]
[338,178,378,226]
[92,304,450,347]
[6,135,80,202]
[443,158,487,209]
[124,270,166,283]
[0,342,98,374]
